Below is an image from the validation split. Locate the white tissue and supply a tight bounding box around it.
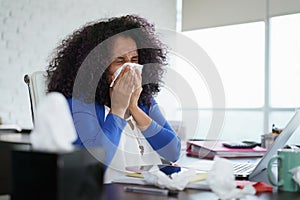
[30,92,77,152]
[290,166,300,186]
[142,168,197,190]
[207,157,256,199]
[110,62,143,87]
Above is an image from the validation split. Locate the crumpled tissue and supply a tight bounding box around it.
[207,157,256,199]
[289,166,300,186]
[30,92,77,152]
[110,62,143,87]
[142,168,197,190]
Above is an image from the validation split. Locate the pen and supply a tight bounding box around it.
[124,186,178,196]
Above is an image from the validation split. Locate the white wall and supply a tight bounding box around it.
[0,0,177,128]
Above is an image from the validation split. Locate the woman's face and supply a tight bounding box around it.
[108,36,139,83]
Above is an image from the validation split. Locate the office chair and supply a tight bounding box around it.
[24,71,48,123]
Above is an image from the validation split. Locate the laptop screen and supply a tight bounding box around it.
[250,109,300,178]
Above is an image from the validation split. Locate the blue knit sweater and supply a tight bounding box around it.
[67,97,181,167]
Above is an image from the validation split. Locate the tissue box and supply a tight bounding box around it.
[11,148,105,200]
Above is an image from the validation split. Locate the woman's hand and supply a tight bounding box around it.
[128,68,152,131]
[109,67,134,118]
[129,67,142,112]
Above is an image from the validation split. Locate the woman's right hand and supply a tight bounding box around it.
[109,67,134,118]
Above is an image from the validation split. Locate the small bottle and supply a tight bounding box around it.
[264,133,278,149]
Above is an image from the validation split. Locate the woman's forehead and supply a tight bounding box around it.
[111,36,138,58]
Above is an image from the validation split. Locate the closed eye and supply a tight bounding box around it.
[115,57,125,63]
[131,56,139,63]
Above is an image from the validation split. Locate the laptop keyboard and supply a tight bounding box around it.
[233,162,256,174]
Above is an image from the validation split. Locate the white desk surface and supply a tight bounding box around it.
[0,133,30,144]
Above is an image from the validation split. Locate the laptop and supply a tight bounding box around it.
[232,109,300,182]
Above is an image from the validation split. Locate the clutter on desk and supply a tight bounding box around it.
[30,92,77,152]
[222,141,259,149]
[285,144,300,149]
[186,140,267,159]
[290,166,300,187]
[207,156,256,199]
[124,186,178,196]
[236,181,273,193]
[272,124,283,134]
[113,164,209,190]
[261,124,282,149]
[142,167,197,190]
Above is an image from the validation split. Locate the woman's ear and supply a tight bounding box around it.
[106,71,114,85]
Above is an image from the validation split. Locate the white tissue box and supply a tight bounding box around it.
[11,148,105,200]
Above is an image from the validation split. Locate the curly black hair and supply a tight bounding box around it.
[47,15,168,107]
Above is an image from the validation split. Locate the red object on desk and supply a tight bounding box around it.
[186,141,267,159]
[236,181,273,193]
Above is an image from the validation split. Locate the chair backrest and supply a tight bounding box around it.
[24,71,48,123]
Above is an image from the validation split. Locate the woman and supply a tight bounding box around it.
[47,15,181,183]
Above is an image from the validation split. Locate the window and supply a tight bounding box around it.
[270,13,300,108]
[269,13,300,144]
[165,14,300,144]
[183,22,265,108]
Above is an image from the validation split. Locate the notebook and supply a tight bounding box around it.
[186,141,267,159]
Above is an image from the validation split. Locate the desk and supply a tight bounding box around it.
[1,133,300,199]
[0,133,31,195]
[99,183,300,200]
[1,183,300,200]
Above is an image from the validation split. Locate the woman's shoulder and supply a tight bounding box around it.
[150,97,158,106]
[139,96,158,114]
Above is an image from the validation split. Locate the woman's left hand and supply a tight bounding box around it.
[128,68,151,131]
[129,68,142,111]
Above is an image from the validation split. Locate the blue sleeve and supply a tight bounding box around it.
[141,99,181,162]
[67,98,127,167]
